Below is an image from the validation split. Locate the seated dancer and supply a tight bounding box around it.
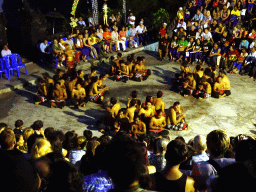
[167,101,189,131]
[42,72,54,98]
[133,56,151,81]
[115,60,129,83]
[149,110,167,134]
[35,77,48,105]
[125,99,137,123]
[126,90,141,112]
[180,73,196,97]
[131,114,147,138]
[138,101,155,128]
[194,77,212,99]
[71,83,86,108]
[104,97,121,129]
[212,77,226,99]
[110,53,123,75]
[218,70,231,96]
[106,97,121,119]
[142,96,156,114]
[88,76,105,102]
[152,91,166,114]
[97,74,109,91]
[114,109,130,133]
[203,68,214,85]
[67,76,78,97]
[127,55,135,77]
[51,82,67,108]
[193,65,204,84]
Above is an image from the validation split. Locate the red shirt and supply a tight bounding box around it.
[103,32,111,40]
[159,28,167,38]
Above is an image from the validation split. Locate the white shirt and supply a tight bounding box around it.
[1,49,12,57]
[128,15,136,25]
[201,32,212,40]
[78,20,86,26]
[111,31,119,41]
[66,39,74,47]
[177,22,187,30]
[250,42,256,49]
[136,25,146,34]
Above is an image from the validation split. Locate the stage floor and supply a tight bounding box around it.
[0,51,256,142]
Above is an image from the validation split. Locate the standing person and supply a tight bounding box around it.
[159,23,168,38]
[166,102,189,131]
[39,40,50,65]
[152,139,195,192]
[158,33,170,61]
[127,12,136,26]
[116,11,123,28]
[109,14,116,26]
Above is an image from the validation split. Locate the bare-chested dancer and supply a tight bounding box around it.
[133,56,151,81]
[194,77,212,99]
[88,76,105,102]
[212,77,226,98]
[218,69,231,96]
[125,100,137,123]
[51,82,67,108]
[180,73,196,97]
[149,110,167,134]
[35,77,48,105]
[152,91,166,114]
[131,114,147,138]
[166,101,189,131]
[115,60,129,83]
[71,83,86,108]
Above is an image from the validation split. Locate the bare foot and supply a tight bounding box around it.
[198,97,203,100]
[184,95,188,98]
[185,126,191,130]
[35,101,41,105]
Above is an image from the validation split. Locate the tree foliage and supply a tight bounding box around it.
[153,8,170,29]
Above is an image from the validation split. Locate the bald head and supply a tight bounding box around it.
[193,135,207,153]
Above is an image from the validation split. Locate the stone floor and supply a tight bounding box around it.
[0,51,256,142]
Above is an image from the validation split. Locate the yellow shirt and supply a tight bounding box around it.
[231,10,240,17]
[89,36,97,45]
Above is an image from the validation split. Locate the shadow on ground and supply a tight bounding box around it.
[62,108,106,131]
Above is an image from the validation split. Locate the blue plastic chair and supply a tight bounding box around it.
[62,37,67,41]
[0,58,10,80]
[10,54,28,75]
[2,55,20,78]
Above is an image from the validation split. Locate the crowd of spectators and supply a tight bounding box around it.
[158,0,256,81]
[1,119,256,192]
[38,12,149,69]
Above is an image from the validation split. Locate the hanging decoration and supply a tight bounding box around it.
[71,0,80,16]
[70,17,78,28]
[103,2,108,26]
[123,0,126,24]
[92,0,99,26]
